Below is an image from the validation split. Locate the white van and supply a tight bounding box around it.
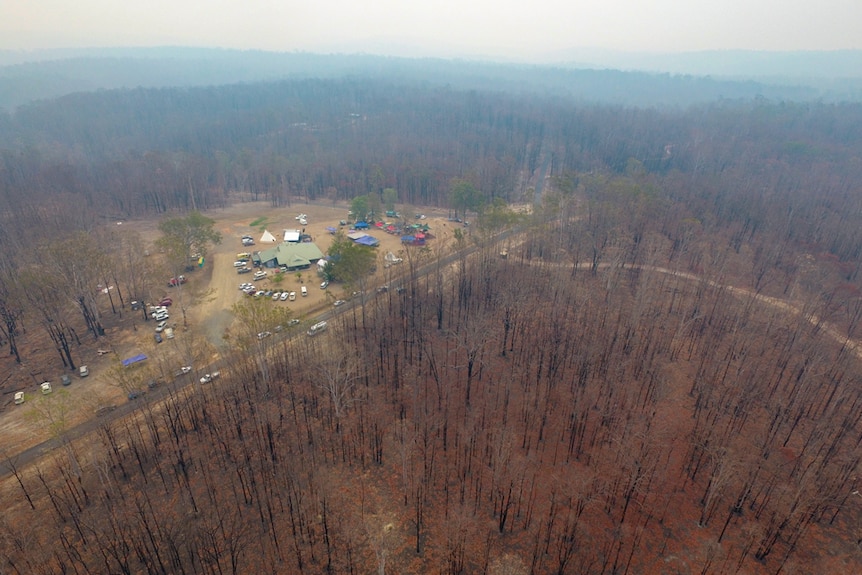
[79,365,89,377]
[301,286,308,297]
[307,321,327,336]
[253,270,267,281]
[14,391,24,405]
[165,327,174,339]
[40,382,52,395]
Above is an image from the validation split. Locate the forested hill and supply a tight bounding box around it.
[1,76,862,228]
[0,48,829,112]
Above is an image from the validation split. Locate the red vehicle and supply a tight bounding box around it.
[167,276,187,287]
[159,297,173,307]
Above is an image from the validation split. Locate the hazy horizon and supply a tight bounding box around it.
[3,0,860,63]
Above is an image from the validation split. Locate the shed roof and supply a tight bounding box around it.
[258,242,324,267]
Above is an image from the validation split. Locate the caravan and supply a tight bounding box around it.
[307,321,327,336]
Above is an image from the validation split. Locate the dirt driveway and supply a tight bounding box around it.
[189,201,454,347]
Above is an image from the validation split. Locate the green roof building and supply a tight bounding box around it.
[257,242,324,270]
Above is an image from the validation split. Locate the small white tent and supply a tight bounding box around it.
[260,229,277,243]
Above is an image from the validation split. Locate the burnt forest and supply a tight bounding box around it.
[2,54,862,574]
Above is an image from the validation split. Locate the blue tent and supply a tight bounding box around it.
[121,353,148,367]
[355,235,379,247]
[354,221,370,230]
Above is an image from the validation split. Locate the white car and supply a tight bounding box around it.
[289,291,296,301]
[155,320,168,332]
[280,291,289,301]
[253,271,267,280]
[200,371,220,384]
[271,292,281,301]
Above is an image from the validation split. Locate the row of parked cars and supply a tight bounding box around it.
[239,282,308,300]
[14,365,88,405]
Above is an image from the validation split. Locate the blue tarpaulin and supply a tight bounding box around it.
[122,354,148,367]
[355,235,379,246]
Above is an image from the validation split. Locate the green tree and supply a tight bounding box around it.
[156,211,222,263]
[450,179,484,219]
[231,297,294,342]
[367,192,382,221]
[351,195,370,222]
[325,232,376,288]
[382,188,398,212]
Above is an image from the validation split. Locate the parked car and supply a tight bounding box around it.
[61,374,72,386]
[159,297,173,307]
[14,391,24,404]
[377,285,389,293]
[280,291,289,301]
[320,280,329,289]
[240,282,254,290]
[233,261,247,267]
[333,299,347,307]
[257,331,272,340]
[289,291,296,301]
[199,371,220,384]
[128,390,142,400]
[236,252,251,260]
[174,365,192,377]
[271,292,281,300]
[40,382,52,395]
[253,270,267,280]
[164,327,174,339]
[288,319,300,326]
[154,333,163,344]
[155,320,168,332]
[301,286,308,297]
[237,267,252,274]
[79,365,89,377]
[167,275,187,287]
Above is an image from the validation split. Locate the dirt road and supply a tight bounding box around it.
[0,199,458,469]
